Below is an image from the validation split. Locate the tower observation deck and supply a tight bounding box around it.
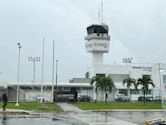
[85,24,110,65]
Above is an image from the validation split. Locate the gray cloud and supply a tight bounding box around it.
[0,0,165,82]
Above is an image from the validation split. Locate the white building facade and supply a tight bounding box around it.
[84,23,166,101]
[87,63,166,101]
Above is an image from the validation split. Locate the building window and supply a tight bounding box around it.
[130,89,140,95]
[118,89,127,95]
[163,75,166,84]
[142,75,151,79]
[96,74,105,77]
[147,90,151,95]
[142,90,151,95]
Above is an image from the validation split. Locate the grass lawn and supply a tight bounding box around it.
[74,102,162,110]
[0,102,62,112]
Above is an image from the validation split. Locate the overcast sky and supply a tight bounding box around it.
[0,0,166,83]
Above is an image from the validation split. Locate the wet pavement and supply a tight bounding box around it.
[57,103,136,125]
[0,111,166,125]
[97,111,166,125]
[0,103,166,125]
[0,112,137,125]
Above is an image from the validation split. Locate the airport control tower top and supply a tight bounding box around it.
[85,24,110,65]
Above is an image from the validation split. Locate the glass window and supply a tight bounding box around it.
[130,89,139,94]
[163,75,166,84]
[118,89,127,95]
[142,75,151,79]
[141,90,151,95]
[147,90,151,95]
[96,74,105,77]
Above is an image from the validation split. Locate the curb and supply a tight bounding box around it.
[0,109,32,114]
[87,109,164,112]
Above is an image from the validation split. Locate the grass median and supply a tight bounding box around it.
[74,102,162,110]
[0,102,62,112]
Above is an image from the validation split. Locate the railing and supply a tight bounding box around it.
[85,33,110,41]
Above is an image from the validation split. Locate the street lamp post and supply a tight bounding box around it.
[15,42,22,106]
[159,63,162,101]
[28,56,40,82]
[51,40,55,103]
[159,63,164,108]
[41,38,45,103]
[55,60,58,102]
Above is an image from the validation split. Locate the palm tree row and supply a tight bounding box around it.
[123,75,155,103]
[90,74,155,104]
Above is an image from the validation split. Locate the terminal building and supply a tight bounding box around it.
[84,23,166,101]
[0,23,166,102]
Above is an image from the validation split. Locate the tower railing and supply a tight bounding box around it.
[85,33,110,41]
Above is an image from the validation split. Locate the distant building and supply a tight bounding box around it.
[1,23,165,102]
[84,23,166,101]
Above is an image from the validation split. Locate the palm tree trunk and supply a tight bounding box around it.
[105,92,108,104]
[128,87,130,101]
[143,90,146,105]
[95,89,98,103]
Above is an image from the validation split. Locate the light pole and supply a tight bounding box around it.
[28,56,40,82]
[41,38,45,103]
[55,60,58,102]
[15,42,22,106]
[159,63,164,108]
[51,40,55,103]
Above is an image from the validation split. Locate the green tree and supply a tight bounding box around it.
[90,75,115,104]
[90,75,101,103]
[136,75,155,104]
[123,77,136,100]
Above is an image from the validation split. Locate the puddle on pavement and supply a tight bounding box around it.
[97,111,166,125]
[0,112,89,125]
[1,111,165,125]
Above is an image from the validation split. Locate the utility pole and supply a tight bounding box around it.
[51,40,55,103]
[55,60,58,102]
[15,42,22,106]
[41,38,45,103]
[28,56,40,82]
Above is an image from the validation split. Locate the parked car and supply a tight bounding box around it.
[78,95,90,102]
[153,96,161,102]
[36,96,51,102]
[115,94,130,102]
[138,96,153,102]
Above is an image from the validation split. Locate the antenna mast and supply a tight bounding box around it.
[101,0,103,24]
[98,1,100,24]
[98,0,104,24]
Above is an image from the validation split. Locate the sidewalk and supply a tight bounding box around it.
[57,103,83,112]
[57,103,137,125]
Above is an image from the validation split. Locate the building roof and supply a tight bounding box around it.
[5,82,92,87]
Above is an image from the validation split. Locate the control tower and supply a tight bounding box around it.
[85,24,110,65]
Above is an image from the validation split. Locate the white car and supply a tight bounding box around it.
[115,94,130,102]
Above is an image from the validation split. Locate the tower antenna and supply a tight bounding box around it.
[98,1,100,24]
[98,0,104,24]
[101,0,103,24]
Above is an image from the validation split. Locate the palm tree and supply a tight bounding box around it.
[90,75,115,104]
[136,75,155,104]
[90,75,101,103]
[123,77,136,101]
